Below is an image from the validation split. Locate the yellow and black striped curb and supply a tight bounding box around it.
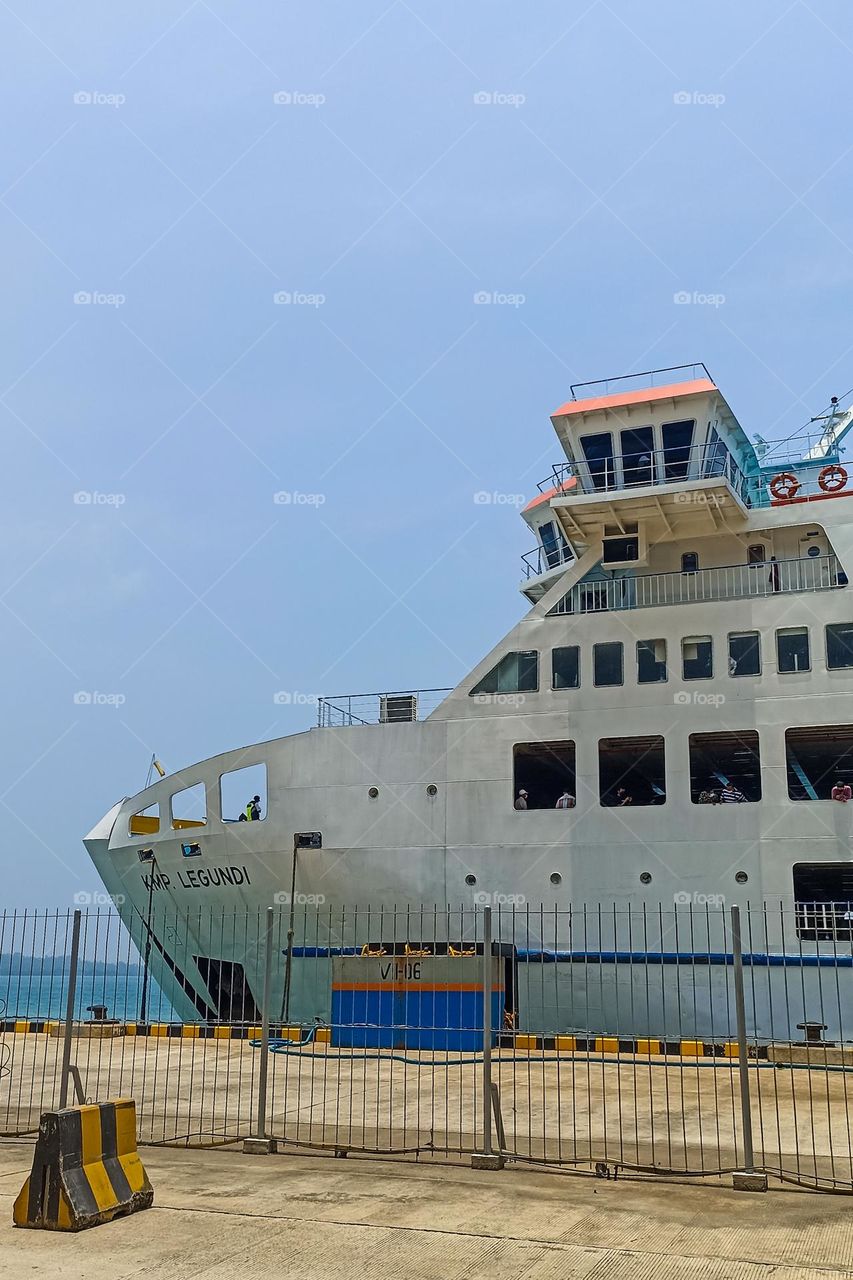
[499,1033,769,1058]
[13,1098,153,1232]
[1,1021,331,1042]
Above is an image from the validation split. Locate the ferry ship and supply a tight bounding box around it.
[84,364,853,1033]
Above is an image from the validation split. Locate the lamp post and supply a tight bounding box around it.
[281,832,322,1023]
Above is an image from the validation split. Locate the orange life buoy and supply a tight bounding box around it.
[819,463,848,493]
[769,472,800,501]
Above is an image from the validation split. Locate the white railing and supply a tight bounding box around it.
[795,902,853,941]
[317,689,453,728]
[550,554,843,615]
[538,442,754,506]
[521,542,574,579]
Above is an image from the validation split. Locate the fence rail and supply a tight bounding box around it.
[3,901,853,1192]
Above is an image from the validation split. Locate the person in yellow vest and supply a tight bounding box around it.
[246,795,262,821]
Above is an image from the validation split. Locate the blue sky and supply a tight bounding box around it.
[2,0,852,904]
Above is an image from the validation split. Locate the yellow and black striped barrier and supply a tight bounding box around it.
[1,1020,331,1041]
[499,1033,767,1058]
[13,1099,153,1231]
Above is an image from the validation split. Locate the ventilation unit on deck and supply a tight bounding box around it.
[380,694,418,723]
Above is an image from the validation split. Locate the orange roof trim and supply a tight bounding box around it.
[523,475,577,512]
[552,378,717,421]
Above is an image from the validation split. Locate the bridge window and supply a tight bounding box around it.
[620,426,654,486]
[689,731,761,803]
[470,651,539,696]
[793,863,853,941]
[513,742,576,810]
[826,622,853,669]
[637,639,666,683]
[661,419,694,479]
[598,736,666,807]
[682,635,713,680]
[593,641,623,687]
[552,645,579,689]
[729,631,760,677]
[786,725,853,800]
[777,627,810,673]
[171,782,207,830]
[128,803,159,837]
[580,432,614,490]
[538,521,567,569]
[220,763,267,823]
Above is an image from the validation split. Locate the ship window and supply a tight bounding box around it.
[786,725,853,800]
[220,762,267,823]
[681,551,699,573]
[513,741,576,810]
[661,419,695,479]
[171,782,207,830]
[552,645,579,689]
[602,536,639,563]
[793,864,853,941]
[620,427,654,487]
[747,544,766,564]
[129,803,159,837]
[777,627,810,673]
[593,641,623,687]
[682,635,713,680]
[599,736,665,807]
[470,651,539,696]
[826,623,853,669]
[689,731,761,803]
[580,432,614,491]
[637,639,666,683]
[729,631,761,677]
[539,521,567,569]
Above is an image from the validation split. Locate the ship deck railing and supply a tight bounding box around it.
[536,442,755,506]
[317,688,453,728]
[549,553,844,615]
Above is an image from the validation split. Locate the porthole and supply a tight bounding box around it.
[735,871,748,884]
[426,784,438,797]
[465,874,476,886]
[550,872,562,886]
[640,871,652,885]
[368,786,379,799]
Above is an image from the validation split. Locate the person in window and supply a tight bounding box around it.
[768,556,781,593]
[555,789,576,809]
[720,783,746,803]
[514,789,528,810]
[615,786,633,806]
[245,794,262,821]
[831,780,852,803]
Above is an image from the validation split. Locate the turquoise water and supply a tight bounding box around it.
[0,960,177,1023]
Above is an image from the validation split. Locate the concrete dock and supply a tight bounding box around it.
[2,1138,853,1279]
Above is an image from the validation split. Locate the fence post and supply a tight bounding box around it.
[244,907,277,1155]
[58,910,82,1110]
[730,904,767,1191]
[472,904,502,1169]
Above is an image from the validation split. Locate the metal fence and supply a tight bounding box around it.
[2,901,853,1192]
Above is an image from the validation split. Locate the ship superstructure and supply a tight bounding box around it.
[84,364,853,1028]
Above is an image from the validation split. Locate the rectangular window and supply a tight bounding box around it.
[777,627,810,673]
[552,646,580,689]
[729,631,760,677]
[661,419,695,479]
[793,864,853,941]
[598,736,665,807]
[593,641,623,687]
[785,726,853,800]
[220,762,268,824]
[580,432,614,490]
[471,651,539,696]
[129,803,159,837]
[602,536,639,564]
[637,639,666,684]
[682,635,713,680]
[620,426,654,486]
[171,782,206,830]
[513,742,576,810]
[826,623,853,670]
[747,544,766,564]
[689,731,761,803]
[539,521,567,569]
